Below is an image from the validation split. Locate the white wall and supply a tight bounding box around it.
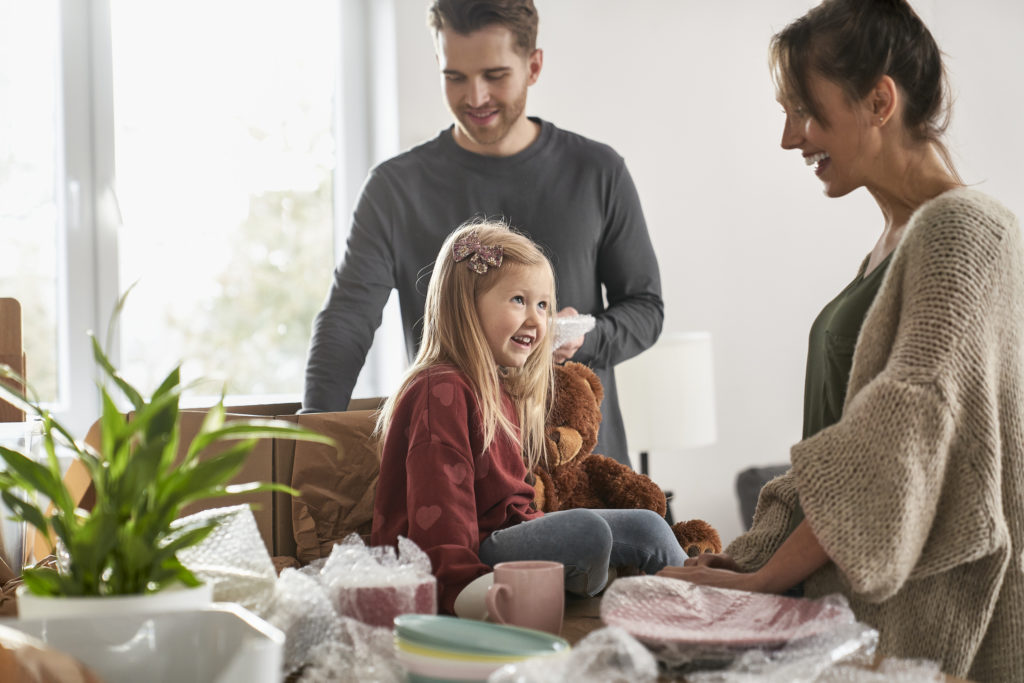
[390,0,1024,544]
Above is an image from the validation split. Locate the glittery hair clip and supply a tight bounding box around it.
[453,231,503,275]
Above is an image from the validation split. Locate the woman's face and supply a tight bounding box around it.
[779,71,879,198]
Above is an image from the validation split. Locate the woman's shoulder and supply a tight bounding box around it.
[910,187,1018,241]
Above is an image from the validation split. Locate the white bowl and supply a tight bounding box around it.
[0,602,283,683]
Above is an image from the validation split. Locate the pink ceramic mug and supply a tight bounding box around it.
[485,560,564,635]
[337,578,436,628]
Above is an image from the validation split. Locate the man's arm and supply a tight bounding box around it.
[573,159,663,368]
[302,172,397,413]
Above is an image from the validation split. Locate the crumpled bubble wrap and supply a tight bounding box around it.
[320,533,436,628]
[173,504,278,616]
[265,566,342,674]
[552,314,596,350]
[600,576,877,674]
[489,626,658,683]
[296,615,406,683]
[265,534,436,677]
[811,657,944,682]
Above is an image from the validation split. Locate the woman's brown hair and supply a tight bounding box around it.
[771,0,955,169]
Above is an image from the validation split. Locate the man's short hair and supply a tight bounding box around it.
[427,0,538,54]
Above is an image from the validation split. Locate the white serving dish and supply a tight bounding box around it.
[0,602,283,683]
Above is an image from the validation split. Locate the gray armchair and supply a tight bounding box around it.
[735,464,790,530]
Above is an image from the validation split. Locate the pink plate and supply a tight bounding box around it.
[600,576,855,649]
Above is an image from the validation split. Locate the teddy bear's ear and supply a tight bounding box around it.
[565,361,603,407]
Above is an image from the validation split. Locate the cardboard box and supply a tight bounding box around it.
[55,398,384,562]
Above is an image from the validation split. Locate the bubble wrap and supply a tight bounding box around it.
[489,626,658,683]
[266,534,436,676]
[172,505,278,616]
[320,534,436,628]
[600,576,877,673]
[265,568,343,674]
[297,616,406,683]
[552,314,596,350]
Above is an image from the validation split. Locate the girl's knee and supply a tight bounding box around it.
[560,508,613,551]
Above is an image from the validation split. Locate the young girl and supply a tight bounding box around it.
[371,220,686,615]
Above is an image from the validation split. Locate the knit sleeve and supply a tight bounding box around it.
[725,470,800,572]
[302,167,397,413]
[793,190,1014,603]
[792,378,955,601]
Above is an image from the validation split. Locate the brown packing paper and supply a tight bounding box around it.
[290,409,382,564]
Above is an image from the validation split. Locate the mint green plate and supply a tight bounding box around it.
[393,614,570,658]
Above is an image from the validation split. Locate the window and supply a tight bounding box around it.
[0,0,60,404]
[2,0,402,434]
[108,0,338,401]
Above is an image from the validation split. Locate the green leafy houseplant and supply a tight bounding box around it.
[0,333,334,598]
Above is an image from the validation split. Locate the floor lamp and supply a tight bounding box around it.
[616,332,717,524]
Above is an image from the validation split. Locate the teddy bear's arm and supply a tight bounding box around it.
[581,454,668,517]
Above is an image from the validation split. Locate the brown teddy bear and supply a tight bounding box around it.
[532,362,722,557]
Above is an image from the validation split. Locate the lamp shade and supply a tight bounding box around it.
[616,331,717,452]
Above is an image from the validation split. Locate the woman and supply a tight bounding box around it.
[659,1,1024,680]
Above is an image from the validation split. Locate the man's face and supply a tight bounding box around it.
[436,25,542,156]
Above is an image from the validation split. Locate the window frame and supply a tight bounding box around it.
[51,0,402,435]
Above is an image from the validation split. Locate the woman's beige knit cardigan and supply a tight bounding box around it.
[728,188,1024,682]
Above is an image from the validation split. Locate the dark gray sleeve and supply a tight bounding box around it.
[301,171,397,413]
[576,160,663,368]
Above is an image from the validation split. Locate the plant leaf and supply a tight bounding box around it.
[0,489,49,534]
[20,567,65,597]
[224,481,300,497]
[0,446,71,515]
[187,420,335,461]
[91,334,144,409]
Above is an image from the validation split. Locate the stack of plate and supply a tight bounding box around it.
[393,614,570,682]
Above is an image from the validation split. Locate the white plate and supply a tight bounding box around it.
[0,602,283,683]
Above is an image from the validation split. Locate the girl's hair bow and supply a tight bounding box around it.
[453,231,503,274]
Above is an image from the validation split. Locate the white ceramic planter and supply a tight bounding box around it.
[1,603,284,683]
[17,581,213,620]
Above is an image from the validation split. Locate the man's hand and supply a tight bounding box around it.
[553,307,585,363]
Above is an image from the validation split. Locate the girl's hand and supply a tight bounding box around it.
[656,564,772,594]
[682,552,739,570]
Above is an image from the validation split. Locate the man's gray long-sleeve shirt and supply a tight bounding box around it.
[303,118,662,466]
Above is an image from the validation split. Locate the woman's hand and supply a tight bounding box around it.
[657,563,773,593]
[659,520,830,595]
[682,552,739,570]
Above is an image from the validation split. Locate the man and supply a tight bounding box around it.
[303,0,662,466]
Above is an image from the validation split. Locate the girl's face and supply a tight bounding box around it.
[475,263,553,368]
[779,71,879,198]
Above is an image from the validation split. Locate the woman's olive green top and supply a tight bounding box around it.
[803,252,893,439]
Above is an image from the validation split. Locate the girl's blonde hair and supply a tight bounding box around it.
[376,219,556,472]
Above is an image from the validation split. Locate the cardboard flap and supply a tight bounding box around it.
[291,410,381,564]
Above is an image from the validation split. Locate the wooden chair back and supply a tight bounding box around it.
[0,298,26,422]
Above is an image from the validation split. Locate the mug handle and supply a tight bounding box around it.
[485,582,511,624]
